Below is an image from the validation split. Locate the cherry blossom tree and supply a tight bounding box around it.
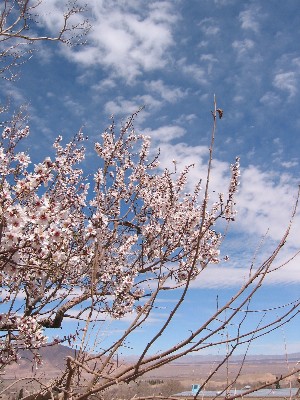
[0,102,299,399]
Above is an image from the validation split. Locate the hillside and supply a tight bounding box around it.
[2,344,76,379]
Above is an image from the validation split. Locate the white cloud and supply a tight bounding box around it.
[200,54,218,63]
[157,140,299,241]
[292,57,300,67]
[63,95,85,116]
[104,95,161,118]
[189,247,300,289]
[174,113,197,125]
[281,160,298,169]
[57,0,178,83]
[233,95,244,103]
[144,125,186,142]
[145,80,187,103]
[198,18,220,36]
[239,6,260,33]
[65,305,167,326]
[197,40,209,48]
[104,98,143,118]
[1,81,26,105]
[273,72,297,99]
[200,54,219,74]
[154,141,230,197]
[232,39,255,58]
[236,165,299,246]
[178,58,208,84]
[213,0,235,5]
[191,266,249,289]
[91,78,117,91]
[33,1,82,35]
[260,91,281,107]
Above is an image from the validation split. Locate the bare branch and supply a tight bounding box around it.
[0,0,90,79]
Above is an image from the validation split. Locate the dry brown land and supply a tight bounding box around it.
[1,348,299,398]
[142,358,300,390]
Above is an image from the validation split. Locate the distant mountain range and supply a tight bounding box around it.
[122,352,300,365]
[2,344,300,380]
[168,353,300,364]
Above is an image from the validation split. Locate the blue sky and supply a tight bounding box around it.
[1,0,300,357]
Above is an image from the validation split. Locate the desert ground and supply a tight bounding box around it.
[1,348,300,399]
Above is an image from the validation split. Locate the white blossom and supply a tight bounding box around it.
[0,116,240,366]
